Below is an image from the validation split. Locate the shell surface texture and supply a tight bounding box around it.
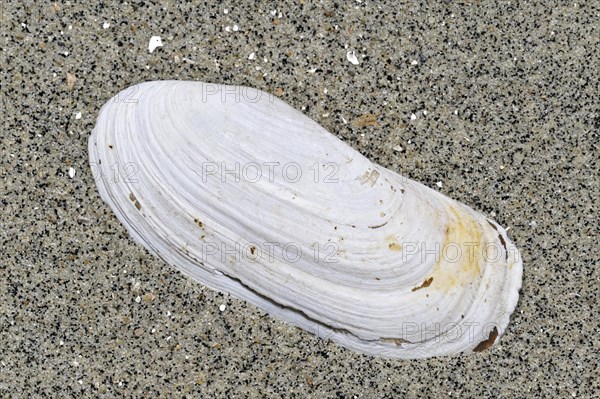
[89,80,522,359]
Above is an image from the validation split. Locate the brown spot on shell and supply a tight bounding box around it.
[129,193,142,209]
[473,326,499,352]
[388,242,402,251]
[411,277,433,291]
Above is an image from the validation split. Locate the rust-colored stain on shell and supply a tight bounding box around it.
[428,205,484,291]
[385,234,402,251]
[388,242,402,251]
[411,277,433,291]
[473,326,499,352]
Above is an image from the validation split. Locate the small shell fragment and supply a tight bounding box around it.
[346,50,360,65]
[89,81,523,359]
[148,36,163,53]
[76,215,92,225]
[66,72,76,91]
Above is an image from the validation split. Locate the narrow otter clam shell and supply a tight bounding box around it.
[89,80,522,359]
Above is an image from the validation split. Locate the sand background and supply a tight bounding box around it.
[1,1,598,398]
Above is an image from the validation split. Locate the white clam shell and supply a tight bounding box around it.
[89,81,522,358]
